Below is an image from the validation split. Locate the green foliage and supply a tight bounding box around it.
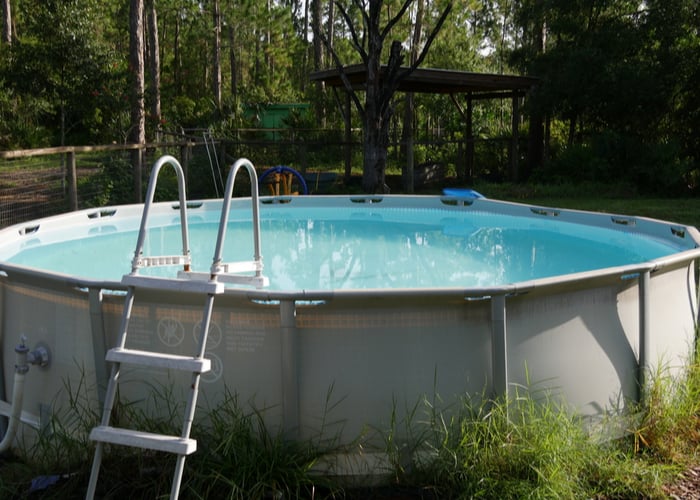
[0,0,698,197]
[534,131,691,195]
[512,0,700,187]
[7,0,126,145]
[166,96,200,131]
[79,155,135,207]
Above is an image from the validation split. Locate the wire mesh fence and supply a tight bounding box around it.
[0,131,510,229]
[0,156,68,227]
[0,136,349,229]
[0,143,199,229]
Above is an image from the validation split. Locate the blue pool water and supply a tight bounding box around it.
[2,204,684,290]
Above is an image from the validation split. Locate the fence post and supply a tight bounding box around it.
[344,92,352,181]
[179,143,190,181]
[299,143,307,175]
[510,94,520,182]
[132,148,143,203]
[466,95,474,182]
[67,151,78,211]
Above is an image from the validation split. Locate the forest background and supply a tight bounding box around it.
[0,0,698,196]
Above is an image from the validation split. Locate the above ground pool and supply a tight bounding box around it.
[1,163,699,483]
[0,195,694,290]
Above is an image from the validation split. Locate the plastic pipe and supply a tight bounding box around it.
[0,339,29,454]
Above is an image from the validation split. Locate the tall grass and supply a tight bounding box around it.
[184,389,341,500]
[3,345,700,498]
[634,354,700,465]
[397,387,670,499]
[0,380,344,499]
[385,346,700,499]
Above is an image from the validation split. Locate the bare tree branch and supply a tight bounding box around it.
[391,0,453,92]
[377,1,452,104]
[335,0,368,62]
[381,0,413,40]
[352,0,370,35]
[318,30,366,120]
[411,1,453,70]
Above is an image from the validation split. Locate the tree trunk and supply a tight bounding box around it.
[174,14,181,94]
[403,92,414,192]
[254,27,261,84]
[212,0,222,111]
[2,0,11,45]
[229,25,237,102]
[130,0,146,144]
[130,0,145,201]
[266,0,273,77]
[311,0,322,70]
[361,0,386,193]
[523,1,545,181]
[147,0,161,142]
[363,115,388,192]
[311,0,324,123]
[326,0,334,65]
[402,0,423,192]
[301,0,309,91]
[567,114,576,146]
[130,0,145,144]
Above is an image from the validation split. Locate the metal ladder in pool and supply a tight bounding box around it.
[86,155,268,500]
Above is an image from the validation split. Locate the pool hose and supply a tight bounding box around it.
[0,336,49,454]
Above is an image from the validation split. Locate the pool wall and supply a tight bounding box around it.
[0,196,699,455]
[1,252,698,449]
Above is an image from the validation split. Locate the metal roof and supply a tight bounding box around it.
[309,64,538,98]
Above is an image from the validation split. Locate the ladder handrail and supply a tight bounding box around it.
[210,158,264,282]
[131,155,191,273]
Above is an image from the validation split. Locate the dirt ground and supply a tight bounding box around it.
[664,466,700,499]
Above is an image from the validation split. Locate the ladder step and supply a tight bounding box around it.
[90,425,197,455]
[134,255,191,268]
[122,274,225,294]
[180,270,269,288]
[216,260,263,274]
[218,273,270,288]
[107,348,211,373]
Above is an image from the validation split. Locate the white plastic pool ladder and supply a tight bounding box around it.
[86,156,268,499]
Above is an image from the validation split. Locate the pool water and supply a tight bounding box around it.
[3,205,683,290]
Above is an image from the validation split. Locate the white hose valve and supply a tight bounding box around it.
[14,336,50,374]
[14,337,30,375]
[27,345,50,368]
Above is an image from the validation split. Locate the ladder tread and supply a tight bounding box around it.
[134,255,191,268]
[107,347,211,373]
[122,274,224,294]
[90,425,197,455]
[180,270,269,288]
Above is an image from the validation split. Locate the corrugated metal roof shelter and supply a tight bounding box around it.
[311,64,537,95]
[310,65,539,186]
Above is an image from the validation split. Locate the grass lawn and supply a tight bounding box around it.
[511,197,700,229]
[469,182,700,229]
[376,175,700,228]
